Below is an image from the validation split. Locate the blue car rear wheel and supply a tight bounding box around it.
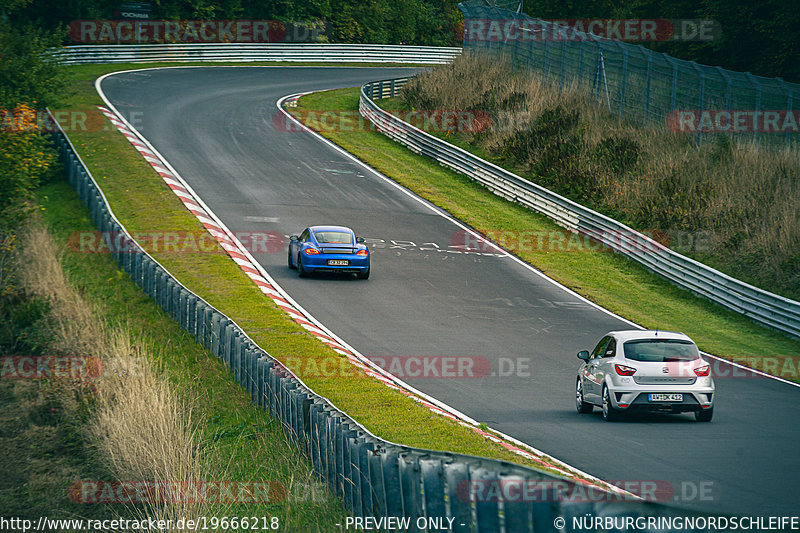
[298,256,309,278]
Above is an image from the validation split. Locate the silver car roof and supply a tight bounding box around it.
[607,330,693,343]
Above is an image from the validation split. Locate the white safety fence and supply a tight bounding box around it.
[53,43,462,64]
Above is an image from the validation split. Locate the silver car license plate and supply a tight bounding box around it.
[327,259,349,266]
[649,393,682,402]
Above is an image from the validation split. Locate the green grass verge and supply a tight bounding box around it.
[52,64,571,476]
[290,87,800,373]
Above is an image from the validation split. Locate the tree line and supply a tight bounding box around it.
[520,0,800,83]
[7,0,798,81]
[9,0,464,47]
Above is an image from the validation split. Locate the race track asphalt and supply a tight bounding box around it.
[100,66,800,516]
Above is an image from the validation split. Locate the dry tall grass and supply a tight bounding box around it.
[402,52,800,299]
[18,221,208,530]
[91,334,208,528]
[17,221,106,357]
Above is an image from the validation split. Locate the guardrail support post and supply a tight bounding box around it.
[399,454,424,532]
[472,466,501,532]
[445,461,472,533]
[420,457,447,523]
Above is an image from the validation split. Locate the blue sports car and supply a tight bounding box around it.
[288,225,370,279]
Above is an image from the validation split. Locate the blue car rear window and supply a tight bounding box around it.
[314,231,353,244]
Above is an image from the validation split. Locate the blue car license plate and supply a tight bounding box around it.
[327,259,349,266]
[649,393,682,402]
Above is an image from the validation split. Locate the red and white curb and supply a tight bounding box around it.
[98,105,360,356]
[94,99,627,496]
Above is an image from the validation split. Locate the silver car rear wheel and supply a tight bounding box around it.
[576,379,593,414]
[602,386,620,422]
[695,406,713,422]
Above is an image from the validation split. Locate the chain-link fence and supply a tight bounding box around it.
[458,1,800,147]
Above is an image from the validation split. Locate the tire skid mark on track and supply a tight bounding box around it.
[94,85,633,496]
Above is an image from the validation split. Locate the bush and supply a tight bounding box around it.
[592,136,640,174]
[0,21,67,108]
[0,104,58,216]
[0,292,52,354]
[0,7,65,234]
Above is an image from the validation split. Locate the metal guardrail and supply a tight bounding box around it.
[48,107,711,531]
[53,43,462,65]
[360,78,800,339]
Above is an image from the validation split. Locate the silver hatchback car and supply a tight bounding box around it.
[575,330,715,422]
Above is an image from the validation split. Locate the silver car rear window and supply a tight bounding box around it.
[623,339,699,362]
